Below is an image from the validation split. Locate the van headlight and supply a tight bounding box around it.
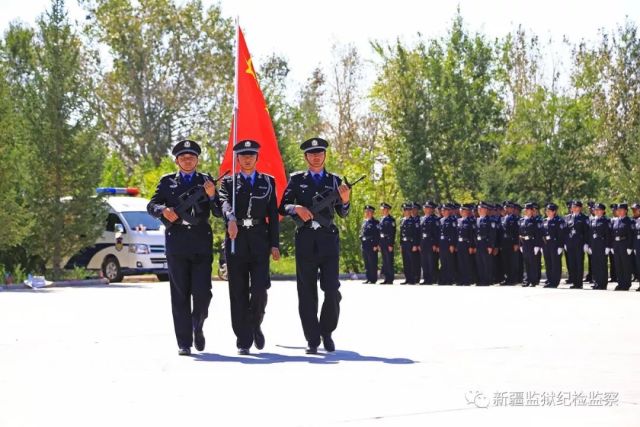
[129,244,150,254]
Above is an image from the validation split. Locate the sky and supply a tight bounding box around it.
[1,0,639,90]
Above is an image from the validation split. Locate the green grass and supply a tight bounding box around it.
[269,255,297,275]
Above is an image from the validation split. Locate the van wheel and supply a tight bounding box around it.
[156,273,170,282]
[102,256,123,283]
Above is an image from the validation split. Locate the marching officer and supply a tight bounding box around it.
[279,137,351,354]
[476,201,497,286]
[399,202,420,284]
[438,203,458,286]
[587,203,611,290]
[419,201,440,285]
[565,200,589,289]
[519,202,543,287]
[219,140,280,355]
[147,139,219,356]
[542,203,567,288]
[611,203,634,291]
[456,204,476,286]
[360,205,380,284]
[378,202,396,284]
[500,202,520,285]
[584,201,596,283]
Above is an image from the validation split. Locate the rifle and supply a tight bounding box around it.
[293,175,365,229]
[166,170,230,228]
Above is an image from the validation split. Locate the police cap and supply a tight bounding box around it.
[546,203,558,211]
[300,137,328,153]
[423,200,438,209]
[380,202,392,209]
[364,205,375,211]
[233,139,260,154]
[594,203,606,210]
[172,139,201,157]
[572,200,583,207]
[631,203,640,210]
[617,202,628,210]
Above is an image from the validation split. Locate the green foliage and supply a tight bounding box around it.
[3,0,107,278]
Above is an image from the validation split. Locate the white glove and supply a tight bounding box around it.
[610,248,614,255]
[586,246,592,255]
[519,246,523,253]
[557,247,563,255]
[627,248,633,255]
[605,248,611,255]
[564,245,568,251]
[534,247,541,255]
[583,244,589,253]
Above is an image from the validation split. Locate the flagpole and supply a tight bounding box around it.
[231,18,239,255]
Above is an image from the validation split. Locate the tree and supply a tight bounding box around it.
[4,0,106,278]
[82,0,234,167]
[372,13,505,203]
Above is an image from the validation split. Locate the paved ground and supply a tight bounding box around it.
[1,280,640,427]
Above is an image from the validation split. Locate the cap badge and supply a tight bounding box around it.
[312,139,318,146]
[184,141,190,147]
[245,141,251,147]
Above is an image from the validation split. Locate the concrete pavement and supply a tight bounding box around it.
[1,280,639,426]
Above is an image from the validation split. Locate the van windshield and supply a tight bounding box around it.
[121,211,163,231]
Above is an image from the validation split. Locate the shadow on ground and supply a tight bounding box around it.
[192,345,416,365]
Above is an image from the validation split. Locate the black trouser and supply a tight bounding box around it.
[566,243,585,287]
[420,242,438,284]
[613,243,633,289]
[362,243,378,282]
[501,243,519,284]
[438,242,456,285]
[543,242,562,287]
[476,243,494,286]
[522,242,541,285]
[401,243,417,283]
[456,242,474,285]
[166,253,213,349]
[380,241,394,282]
[591,243,608,289]
[295,230,342,348]
[634,244,640,281]
[226,250,270,349]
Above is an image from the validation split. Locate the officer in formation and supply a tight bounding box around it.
[632,203,640,284]
[610,203,634,291]
[588,203,611,290]
[279,137,351,354]
[456,204,476,286]
[399,202,420,284]
[564,201,589,289]
[218,140,280,355]
[360,205,380,284]
[419,201,439,285]
[438,203,458,286]
[147,140,219,356]
[500,202,521,285]
[541,203,566,288]
[378,203,396,284]
[476,202,497,286]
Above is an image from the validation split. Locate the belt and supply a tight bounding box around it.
[239,218,266,228]
[301,220,334,230]
[521,236,531,240]
[380,233,386,238]
[614,236,626,241]
[422,233,429,238]
[458,237,471,243]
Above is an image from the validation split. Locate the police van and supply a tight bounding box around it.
[64,188,168,282]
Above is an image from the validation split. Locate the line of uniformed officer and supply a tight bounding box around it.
[362,199,640,292]
[360,205,380,284]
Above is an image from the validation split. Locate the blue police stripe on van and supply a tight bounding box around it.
[64,243,126,269]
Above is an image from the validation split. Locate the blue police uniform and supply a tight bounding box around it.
[456,208,476,286]
[541,206,567,288]
[399,204,420,284]
[410,204,423,282]
[519,204,543,287]
[476,208,497,286]
[500,203,520,285]
[218,140,279,353]
[610,204,634,291]
[360,208,380,283]
[587,206,611,290]
[147,139,219,354]
[565,202,589,288]
[631,204,640,287]
[279,137,350,353]
[378,203,396,284]
[438,206,458,286]
[419,202,440,285]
